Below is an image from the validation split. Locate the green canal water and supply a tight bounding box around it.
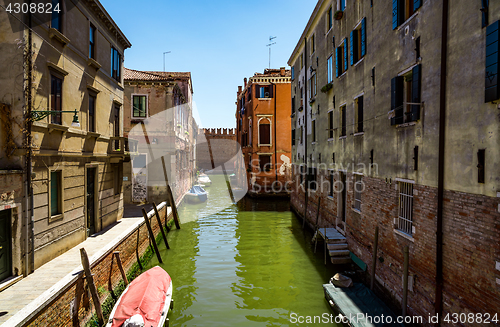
[146,175,341,326]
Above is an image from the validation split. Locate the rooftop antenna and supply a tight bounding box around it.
[163,51,171,72]
[266,36,277,69]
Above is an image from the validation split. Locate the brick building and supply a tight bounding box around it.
[196,128,237,171]
[123,68,197,205]
[288,0,500,324]
[0,0,131,281]
[235,68,292,197]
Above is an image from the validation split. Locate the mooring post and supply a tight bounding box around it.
[79,248,104,326]
[153,202,170,249]
[72,274,85,327]
[314,198,321,254]
[135,228,143,271]
[142,208,163,264]
[371,226,379,290]
[114,252,129,286]
[107,252,115,292]
[161,156,180,229]
[402,245,409,317]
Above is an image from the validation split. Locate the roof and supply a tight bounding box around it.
[90,0,131,49]
[288,0,325,65]
[253,68,291,78]
[124,68,191,81]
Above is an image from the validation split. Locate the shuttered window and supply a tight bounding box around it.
[259,122,271,145]
[292,129,295,146]
[50,75,62,125]
[393,0,422,30]
[327,55,333,83]
[391,64,421,125]
[336,40,348,76]
[259,155,271,172]
[133,95,147,118]
[89,95,96,132]
[356,96,364,133]
[328,111,334,139]
[50,171,62,216]
[486,20,500,102]
[340,105,346,137]
[350,19,366,65]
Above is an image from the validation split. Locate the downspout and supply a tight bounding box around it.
[273,83,277,183]
[303,37,309,221]
[435,0,449,324]
[26,6,34,275]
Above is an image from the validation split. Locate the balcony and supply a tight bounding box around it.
[109,137,139,161]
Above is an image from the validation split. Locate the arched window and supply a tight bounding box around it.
[258,117,272,146]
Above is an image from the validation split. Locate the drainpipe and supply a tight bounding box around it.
[273,83,277,183]
[303,37,309,222]
[435,0,449,324]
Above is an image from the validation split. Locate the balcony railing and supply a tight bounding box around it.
[109,137,139,155]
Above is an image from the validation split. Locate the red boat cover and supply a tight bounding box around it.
[111,266,171,327]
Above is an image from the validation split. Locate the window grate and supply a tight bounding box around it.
[397,182,414,235]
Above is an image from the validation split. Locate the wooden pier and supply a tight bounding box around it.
[314,228,351,265]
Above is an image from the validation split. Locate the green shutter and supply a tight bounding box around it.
[411,64,421,121]
[414,0,422,11]
[391,76,404,125]
[343,39,348,72]
[392,0,399,30]
[350,31,354,66]
[361,18,366,57]
[50,172,59,216]
[335,47,339,77]
[486,20,500,102]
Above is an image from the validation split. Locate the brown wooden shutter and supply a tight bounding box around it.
[259,123,270,144]
[485,20,499,102]
[411,64,421,121]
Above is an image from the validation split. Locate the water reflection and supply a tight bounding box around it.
[147,175,340,326]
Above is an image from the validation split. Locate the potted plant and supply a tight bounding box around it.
[321,83,333,93]
[334,10,343,20]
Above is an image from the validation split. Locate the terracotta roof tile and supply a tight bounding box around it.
[124,68,191,81]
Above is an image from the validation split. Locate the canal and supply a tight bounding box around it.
[146,175,341,326]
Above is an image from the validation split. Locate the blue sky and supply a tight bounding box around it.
[101,0,317,128]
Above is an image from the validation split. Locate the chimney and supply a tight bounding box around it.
[237,85,242,96]
[244,78,247,88]
[280,67,286,77]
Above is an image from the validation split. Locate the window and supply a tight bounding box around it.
[355,96,363,133]
[327,55,333,83]
[133,95,147,118]
[327,7,333,30]
[340,105,346,137]
[259,155,272,172]
[328,171,334,197]
[51,0,62,31]
[391,64,421,125]
[89,24,96,59]
[307,167,317,190]
[292,96,296,114]
[350,18,366,65]
[328,110,334,138]
[477,149,485,183]
[258,118,271,145]
[257,85,272,98]
[312,120,316,142]
[300,126,303,144]
[291,66,295,80]
[50,75,62,125]
[88,94,96,132]
[397,182,414,235]
[311,34,315,54]
[300,54,304,69]
[111,47,121,81]
[354,175,362,211]
[292,129,296,146]
[335,39,348,77]
[392,0,422,29]
[340,0,346,11]
[308,74,317,99]
[486,20,500,102]
[339,171,346,222]
[50,170,63,217]
[113,164,122,195]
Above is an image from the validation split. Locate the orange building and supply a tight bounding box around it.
[235,68,292,196]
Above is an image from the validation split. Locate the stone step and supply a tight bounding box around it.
[330,256,352,265]
[329,249,350,257]
[326,237,347,244]
[327,243,348,251]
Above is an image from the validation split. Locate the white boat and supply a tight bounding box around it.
[106,266,172,327]
[185,185,208,204]
[197,174,211,186]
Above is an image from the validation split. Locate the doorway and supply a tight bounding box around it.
[0,209,12,281]
[86,167,96,236]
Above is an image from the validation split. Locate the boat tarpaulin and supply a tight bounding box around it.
[111,266,171,327]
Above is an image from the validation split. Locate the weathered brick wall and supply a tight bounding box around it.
[25,205,169,327]
[290,166,500,326]
[196,128,237,170]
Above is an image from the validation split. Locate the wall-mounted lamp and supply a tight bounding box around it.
[31,109,80,127]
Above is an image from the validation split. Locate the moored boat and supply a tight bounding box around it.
[197,174,211,186]
[185,185,208,204]
[106,266,173,327]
